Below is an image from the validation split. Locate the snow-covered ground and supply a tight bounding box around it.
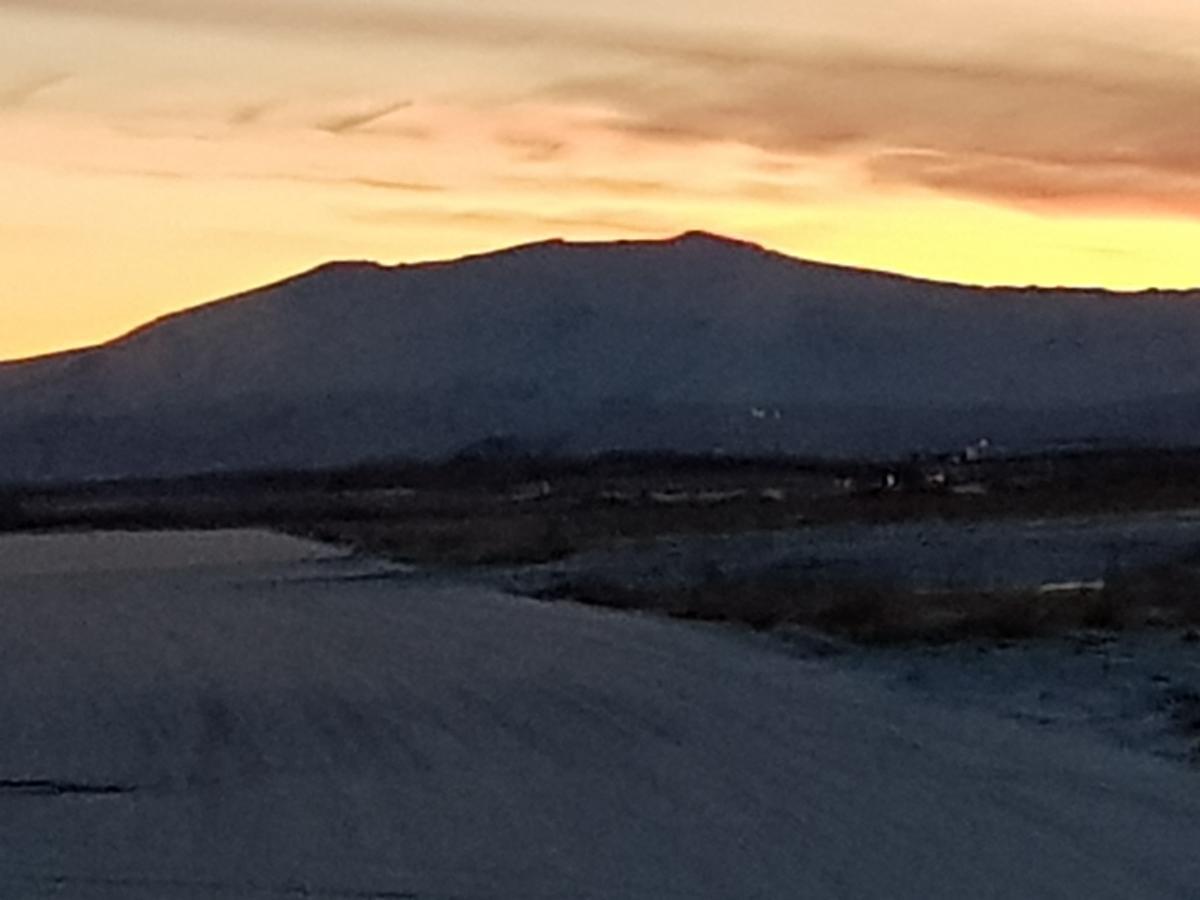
[0,529,348,576]
[1,530,1199,899]
[780,629,1200,765]
[0,529,415,583]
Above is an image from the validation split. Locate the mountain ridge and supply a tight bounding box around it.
[7,231,1197,367]
[4,231,1200,482]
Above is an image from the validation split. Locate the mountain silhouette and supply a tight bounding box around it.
[4,232,1200,482]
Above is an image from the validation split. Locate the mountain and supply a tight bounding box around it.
[4,231,1200,483]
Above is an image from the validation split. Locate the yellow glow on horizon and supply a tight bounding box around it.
[8,172,1200,362]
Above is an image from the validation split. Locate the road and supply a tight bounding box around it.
[0,530,1198,899]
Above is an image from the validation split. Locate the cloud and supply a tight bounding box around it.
[225,98,432,139]
[543,43,1200,217]
[345,177,444,193]
[226,100,276,126]
[68,161,446,195]
[9,0,1200,216]
[497,172,816,206]
[496,132,570,163]
[315,101,411,135]
[0,0,779,71]
[0,72,69,109]
[347,204,667,236]
[501,174,673,198]
[867,149,1200,219]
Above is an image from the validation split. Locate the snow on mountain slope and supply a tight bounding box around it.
[3,232,1200,481]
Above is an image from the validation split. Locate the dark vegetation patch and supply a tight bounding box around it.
[10,447,1200,565]
[21,872,418,898]
[1157,685,1200,764]
[0,779,135,797]
[296,515,581,567]
[0,452,853,564]
[287,497,818,566]
[4,448,1200,554]
[534,564,1200,646]
[1162,687,1200,736]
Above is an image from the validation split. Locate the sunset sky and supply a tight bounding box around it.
[5,0,1200,359]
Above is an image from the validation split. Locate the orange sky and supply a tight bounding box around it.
[5,0,1200,360]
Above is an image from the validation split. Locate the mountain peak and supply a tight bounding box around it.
[404,231,766,272]
[669,230,762,250]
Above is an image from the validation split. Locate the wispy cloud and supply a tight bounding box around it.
[867,149,1200,219]
[0,0,764,67]
[345,176,443,193]
[315,101,410,136]
[9,0,1200,217]
[226,100,276,126]
[496,172,818,209]
[542,42,1200,217]
[67,162,446,195]
[0,72,70,109]
[561,175,674,197]
[496,132,570,163]
[348,204,667,236]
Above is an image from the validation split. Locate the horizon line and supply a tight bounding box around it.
[3,229,1197,366]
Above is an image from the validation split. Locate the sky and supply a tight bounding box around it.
[5,0,1200,360]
